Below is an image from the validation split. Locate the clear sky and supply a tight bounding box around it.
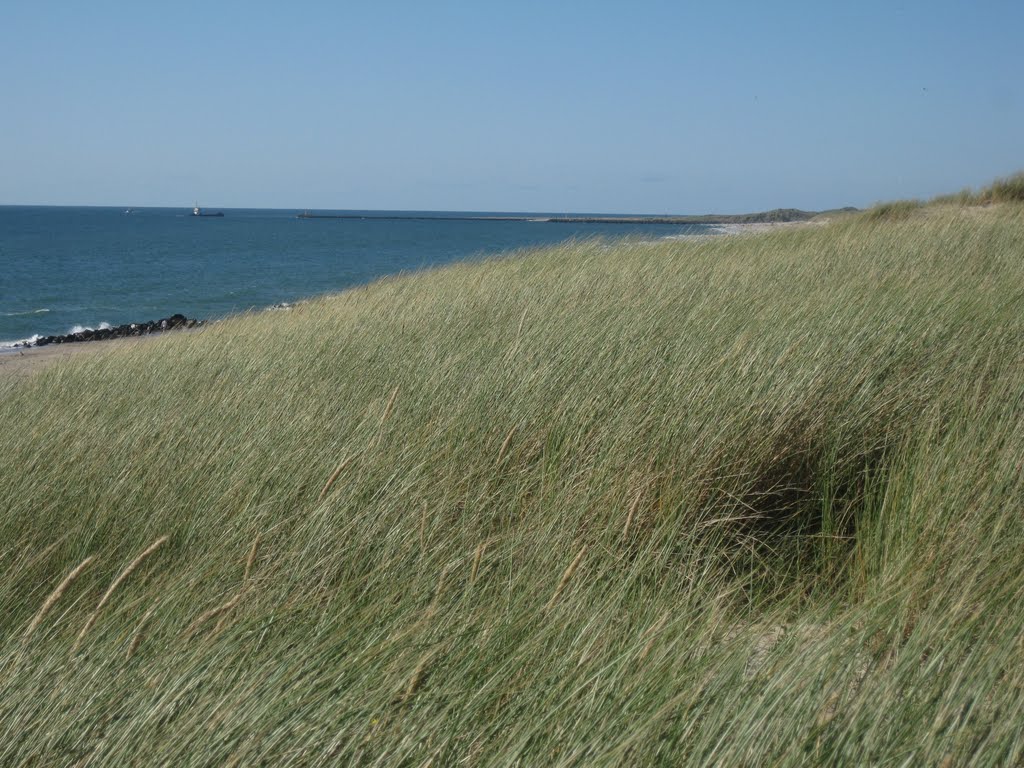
[1,0,1021,213]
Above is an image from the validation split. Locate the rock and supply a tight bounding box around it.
[20,315,204,349]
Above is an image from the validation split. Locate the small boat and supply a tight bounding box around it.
[124,208,136,215]
[191,204,224,218]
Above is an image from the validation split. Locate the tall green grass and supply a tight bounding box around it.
[2,203,1024,764]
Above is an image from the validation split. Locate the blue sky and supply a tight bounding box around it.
[1,0,1021,213]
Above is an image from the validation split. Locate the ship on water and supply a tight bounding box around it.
[191,204,224,218]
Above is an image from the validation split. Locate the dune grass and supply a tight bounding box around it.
[2,202,1024,764]
[861,199,924,221]
[976,172,1024,203]
[869,170,1024,215]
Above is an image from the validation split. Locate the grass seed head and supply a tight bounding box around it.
[23,555,96,642]
[72,536,168,654]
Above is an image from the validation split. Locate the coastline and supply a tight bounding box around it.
[0,223,814,382]
[0,337,130,380]
[659,219,827,241]
[706,220,827,235]
[0,329,201,381]
[1,207,835,354]
[292,208,837,224]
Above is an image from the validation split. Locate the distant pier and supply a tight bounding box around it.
[295,208,845,225]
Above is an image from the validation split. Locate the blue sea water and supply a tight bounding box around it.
[0,206,711,346]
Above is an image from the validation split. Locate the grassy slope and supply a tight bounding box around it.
[2,205,1024,765]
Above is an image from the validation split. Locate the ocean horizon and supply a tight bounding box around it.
[0,205,713,347]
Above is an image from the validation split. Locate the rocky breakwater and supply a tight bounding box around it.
[22,314,204,348]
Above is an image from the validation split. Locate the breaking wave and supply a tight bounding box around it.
[0,334,43,350]
[1,308,50,317]
[67,322,113,335]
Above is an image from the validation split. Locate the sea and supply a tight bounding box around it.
[0,206,712,348]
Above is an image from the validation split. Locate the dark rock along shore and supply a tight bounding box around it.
[20,314,203,348]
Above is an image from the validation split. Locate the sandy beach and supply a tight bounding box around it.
[0,340,115,380]
[0,334,178,381]
[703,220,832,236]
[647,219,827,245]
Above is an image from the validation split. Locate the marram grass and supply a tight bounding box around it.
[2,203,1024,765]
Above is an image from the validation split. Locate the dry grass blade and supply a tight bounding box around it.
[425,562,454,619]
[125,603,158,660]
[23,555,95,642]
[622,487,645,541]
[470,540,488,584]
[379,385,400,429]
[18,537,68,576]
[496,425,517,464]
[319,454,355,501]
[186,590,247,638]
[544,545,588,612]
[505,307,530,362]
[213,594,245,634]
[403,647,439,704]
[367,385,401,451]
[72,536,168,654]
[203,536,264,635]
[638,613,669,662]
[243,533,261,582]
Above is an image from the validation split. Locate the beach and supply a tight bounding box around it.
[0,335,163,380]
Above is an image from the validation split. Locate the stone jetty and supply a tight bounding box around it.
[19,314,203,348]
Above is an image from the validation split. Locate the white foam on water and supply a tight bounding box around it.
[0,334,43,350]
[1,308,50,317]
[68,322,113,334]
[2,320,116,349]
